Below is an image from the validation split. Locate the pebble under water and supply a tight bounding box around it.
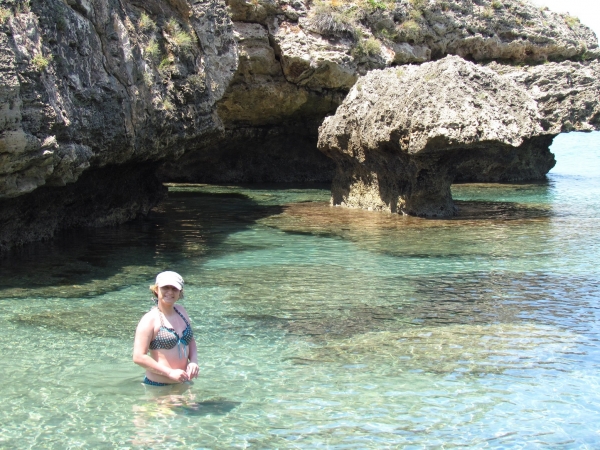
[1,132,600,448]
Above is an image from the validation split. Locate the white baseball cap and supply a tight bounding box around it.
[155,271,184,290]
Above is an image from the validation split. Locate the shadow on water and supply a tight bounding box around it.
[0,187,284,298]
[0,181,549,300]
[171,399,242,416]
[137,385,242,416]
[2,181,563,345]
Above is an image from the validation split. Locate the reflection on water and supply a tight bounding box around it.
[1,134,600,448]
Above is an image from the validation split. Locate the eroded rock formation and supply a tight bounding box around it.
[318,56,600,216]
[0,0,598,249]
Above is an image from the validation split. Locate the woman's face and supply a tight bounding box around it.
[157,285,181,305]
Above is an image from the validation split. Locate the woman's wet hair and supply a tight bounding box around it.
[150,283,184,299]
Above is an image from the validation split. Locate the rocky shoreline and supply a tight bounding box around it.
[0,0,598,249]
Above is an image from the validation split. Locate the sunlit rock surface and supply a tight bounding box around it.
[488,60,600,134]
[318,56,600,216]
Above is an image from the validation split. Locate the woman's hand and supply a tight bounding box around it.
[187,362,199,379]
[168,369,189,382]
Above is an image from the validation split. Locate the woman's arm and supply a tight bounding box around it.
[187,338,199,379]
[132,312,189,382]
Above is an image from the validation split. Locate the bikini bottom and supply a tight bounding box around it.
[143,376,172,387]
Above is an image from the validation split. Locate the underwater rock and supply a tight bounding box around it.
[292,323,578,376]
[259,198,552,245]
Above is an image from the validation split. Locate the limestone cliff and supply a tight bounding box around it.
[0,0,598,249]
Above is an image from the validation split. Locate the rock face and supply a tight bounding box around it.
[0,0,599,249]
[488,60,600,134]
[318,56,600,216]
[0,0,236,199]
[0,0,237,250]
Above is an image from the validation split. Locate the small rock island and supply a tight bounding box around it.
[318,56,599,216]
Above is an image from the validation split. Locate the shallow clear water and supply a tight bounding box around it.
[1,132,600,448]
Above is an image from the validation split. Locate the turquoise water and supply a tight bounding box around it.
[1,132,600,448]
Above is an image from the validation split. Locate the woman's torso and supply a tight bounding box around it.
[146,306,193,384]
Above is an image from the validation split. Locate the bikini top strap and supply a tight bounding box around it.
[174,306,190,327]
[154,306,167,328]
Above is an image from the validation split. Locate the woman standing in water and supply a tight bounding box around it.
[133,271,199,386]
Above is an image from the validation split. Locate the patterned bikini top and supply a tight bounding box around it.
[149,306,194,359]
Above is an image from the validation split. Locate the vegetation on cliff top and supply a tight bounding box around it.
[303,0,597,63]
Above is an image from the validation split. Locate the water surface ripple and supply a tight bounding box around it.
[1,133,600,448]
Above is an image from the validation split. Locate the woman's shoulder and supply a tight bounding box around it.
[138,307,160,327]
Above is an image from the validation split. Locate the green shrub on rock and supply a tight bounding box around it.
[366,0,388,11]
[158,56,173,75]
[564,14,580,29]
[32,53,52,72]
[482,7,494,18]
[164,18,179,35]
[0,7,12,24]
[409,0,426,10]
[138,12,155,32]
[186,73,206,93]
[145,39,160,60]
[376,27,397,42]
[163,18,195,53]
[352,36,382,57]
[172,30,194,51]
[142,71,153,87]
[161,98,174,113]
[399,19,420,38]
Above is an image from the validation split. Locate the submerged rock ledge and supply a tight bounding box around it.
[0,0,599,249]
[318,56,600,216]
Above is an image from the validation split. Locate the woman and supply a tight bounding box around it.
[133,271,199,386]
